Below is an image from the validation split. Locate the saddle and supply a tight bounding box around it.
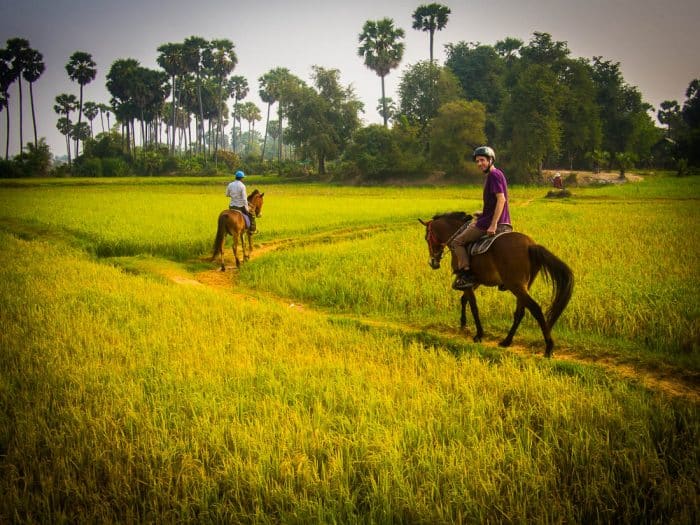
[469,226,513,256]
[229,207,251,229]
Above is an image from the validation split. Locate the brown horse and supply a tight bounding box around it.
[212,189,265,271]
[419,212,574,357]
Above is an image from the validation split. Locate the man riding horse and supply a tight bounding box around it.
[449,146,512,290]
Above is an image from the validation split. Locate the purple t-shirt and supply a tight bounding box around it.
[475,167,511,230]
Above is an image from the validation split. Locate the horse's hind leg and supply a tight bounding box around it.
[219,237,226,271]
[461,289,484,342]
[242,232,249,262]
[504,287,553,357]
[232,236,241,268]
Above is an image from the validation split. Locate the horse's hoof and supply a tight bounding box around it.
[220,266,225,272]
[473,335,482,343]
[499,339,511,347]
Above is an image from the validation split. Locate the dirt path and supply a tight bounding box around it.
[179,232,700,404]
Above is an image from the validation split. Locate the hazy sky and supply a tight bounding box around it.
[1,0,698,157]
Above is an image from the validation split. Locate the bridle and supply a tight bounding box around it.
[424,219,471,270]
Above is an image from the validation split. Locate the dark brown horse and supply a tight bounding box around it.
[419,212,573,357]
[212,190,265,270]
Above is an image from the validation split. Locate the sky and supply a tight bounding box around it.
[1,0,698,158]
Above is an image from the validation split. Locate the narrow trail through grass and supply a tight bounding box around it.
[148,227,700,404]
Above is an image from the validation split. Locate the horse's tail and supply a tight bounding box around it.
[211,213,227,260]
[529,245,574,329]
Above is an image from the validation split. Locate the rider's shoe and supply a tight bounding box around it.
[452,270,477,290]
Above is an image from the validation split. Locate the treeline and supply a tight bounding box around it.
[1,3,698,180]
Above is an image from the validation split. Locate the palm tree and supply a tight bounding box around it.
[258,74,276,161]
[54,93,77,165]
[83,101,98,136]
[1,48,13,159]
[157,42,186,153]
[411,3,451,63]
[65,51,97,157]
[6,38,30,153]
[183,36,208,157]
[358,18,405,127]
[203,39,237,160]
[97,103,111,133]
[240,101,261,151]
[22,47,44,147]
[227,75,248,154]
[56,117,73,165]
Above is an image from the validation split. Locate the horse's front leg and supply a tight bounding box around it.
[461,289,483,342]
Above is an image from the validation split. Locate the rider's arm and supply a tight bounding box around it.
[488,193,506,233]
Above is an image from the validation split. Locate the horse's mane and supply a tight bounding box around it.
[432,211,471,222]
[248,189,260,200]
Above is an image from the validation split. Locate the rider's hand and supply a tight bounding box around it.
[487,226,497,236]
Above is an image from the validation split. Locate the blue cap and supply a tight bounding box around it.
[235,170,245,179]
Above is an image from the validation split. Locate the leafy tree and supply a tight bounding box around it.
[658,100,681,133]
[358,18,405,127]
[559,58,602,169]
[411,3,451,62]
[13,137,51,176]
[444,42,504,140]
[398,61,462,131]
[239,101,261,151]
[66,51,97,157]
[376,97,396,124]
[679,79,700,167]
[429,99,486,176]
[500,64,562,181]
[591,57,656,165]
[285,66,362,174]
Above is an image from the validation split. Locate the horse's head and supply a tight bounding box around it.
[248,190,265,217]
[419,212,472,270]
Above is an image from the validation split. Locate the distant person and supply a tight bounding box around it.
[553,172,563,189]
[449,146,512,290]
[226,170,256,233]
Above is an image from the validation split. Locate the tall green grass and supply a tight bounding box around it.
[1,232,698,522]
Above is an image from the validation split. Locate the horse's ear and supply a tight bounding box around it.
[260,192,265,197]
[418,218,428,226]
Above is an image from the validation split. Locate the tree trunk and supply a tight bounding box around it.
[381,75,387,127]
[429,30,434,62]
[277,103,283,164]
[29,82,38,146]
[4,106,9,160]
[261,102,270,162]
[18,78,24,152]
[75,84,83,158]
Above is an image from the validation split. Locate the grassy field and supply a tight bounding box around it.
[1,174,699,522]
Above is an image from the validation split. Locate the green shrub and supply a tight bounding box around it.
[101,157,131,177]
[72,157,103,177]
[0,159,22,178]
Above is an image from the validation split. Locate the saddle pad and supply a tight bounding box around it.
[470,230,513,256]
[230,209,250,229]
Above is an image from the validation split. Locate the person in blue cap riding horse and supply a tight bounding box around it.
[226,170,256,233]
